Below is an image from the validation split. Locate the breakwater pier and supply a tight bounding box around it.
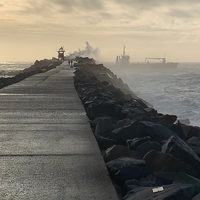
[0,61,117,199]
[0,57,200,200]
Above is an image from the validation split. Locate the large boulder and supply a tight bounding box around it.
[95,135,122,151]
[106,157,153,186]
[94,117,114,137]
[138,174,172,187]
[127,136,152,151]
[103,145,141,163]
[164,114,177,125]
[189,146,200,157]
[86,100,120,120]
[136,141,161,157]
[169,124,200,140]
[123,183,196,200]
[192,193,200,200]
[143,150,198,177]
[168,124,187,140]
[154,171,200,192]
[89,116,117,132]
[123,174,172,196]
[187,136,200,147]
[162,135,200,175]
[109,121,139,143]
[136,121,175,144]
[114,118,131,129]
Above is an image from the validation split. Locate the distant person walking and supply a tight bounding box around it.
[70,60,73,68]
[68,60,71,66]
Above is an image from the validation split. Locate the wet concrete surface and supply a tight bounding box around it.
[0,62,118,199]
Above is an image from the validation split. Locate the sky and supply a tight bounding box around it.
[1,0,200,62]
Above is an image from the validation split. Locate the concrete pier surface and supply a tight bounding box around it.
[0,62,118,199]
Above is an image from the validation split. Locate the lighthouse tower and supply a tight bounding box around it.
[57,47,65,61]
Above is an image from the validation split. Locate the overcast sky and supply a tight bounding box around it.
[1,0,200,62]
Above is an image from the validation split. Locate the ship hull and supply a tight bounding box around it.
[116,62,178,68]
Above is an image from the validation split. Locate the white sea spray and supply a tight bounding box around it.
[106,62,200,126]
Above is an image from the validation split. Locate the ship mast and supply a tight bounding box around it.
[123,45,126,56]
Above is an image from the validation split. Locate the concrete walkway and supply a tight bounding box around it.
[0,62,118,199]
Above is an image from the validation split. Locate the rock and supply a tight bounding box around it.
[143,150,198,177]
[187,136,200,147]
[95,135,122,151]
[164,114,177,125]
[192,193,200,200]
[104,84,125,99]
[139,174,171,187]
[123,174,173,197]
[123,179,139,190]
[103,145,141,163]
[144,107,157,115]
[123,183,196,200]
[114,118,131,129]
[127,137,152,151]
[162,135,200,174]
[120,109,131,119]
[189,146,200,157]
[148,114,169,126]
[136,121,175,144]
[76,57,95,64]
[97,73,110,82]
[86,100,120,120]
[177,118,190,125]
[109,121,139,142]
[154,171,200,192]
[182,125,195,140]
[106,157,153,186]
[94,117,114,137]
[127,113,146,121]
[168,124,187,140]
[169,124,200,140]
[136,141,161,157]
[89,116,117,133]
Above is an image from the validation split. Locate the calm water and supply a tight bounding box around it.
[106,62,200,126]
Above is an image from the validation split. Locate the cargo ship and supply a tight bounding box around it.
[116,46,178,68]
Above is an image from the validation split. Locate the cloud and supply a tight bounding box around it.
[167,9,193,18]
[113,0,200,10]
[50,0,105,13]
[99,12,112,19]
[16,1,55,16]
[1,0,200,44]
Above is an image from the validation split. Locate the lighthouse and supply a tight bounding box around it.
[57,47,65,61]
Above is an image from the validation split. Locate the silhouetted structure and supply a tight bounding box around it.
[57,47,65,61]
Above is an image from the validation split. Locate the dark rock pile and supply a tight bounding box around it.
[0,59,61,89]
[73,57,200,200]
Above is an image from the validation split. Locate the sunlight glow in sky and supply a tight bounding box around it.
[1,0,200,62]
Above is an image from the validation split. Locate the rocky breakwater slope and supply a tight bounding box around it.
[73,57,200,200]
[0,59,61,89]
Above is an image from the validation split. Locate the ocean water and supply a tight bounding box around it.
[0,61,33,77]
[106,62,200,127]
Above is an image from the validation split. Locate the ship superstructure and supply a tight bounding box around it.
[116,46,178,68]
[116,45,130,65]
